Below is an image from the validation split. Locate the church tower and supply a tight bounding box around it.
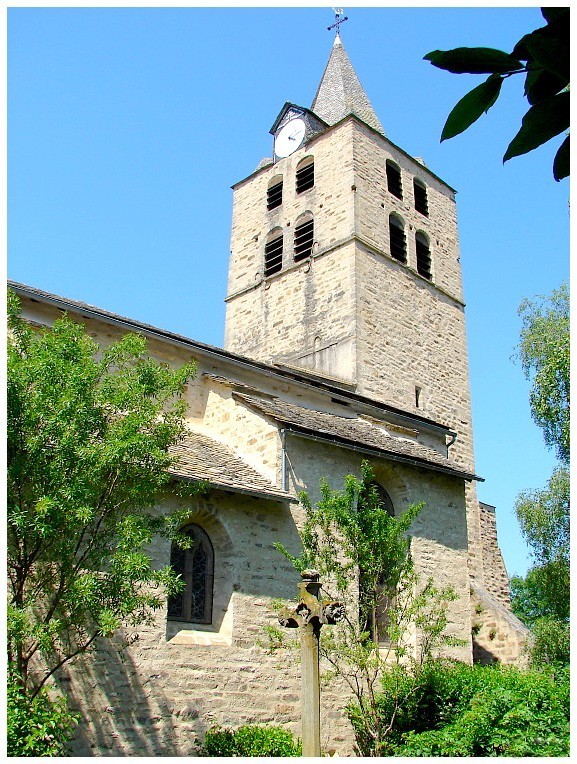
[226,32,473,454]
[224,28,485,558]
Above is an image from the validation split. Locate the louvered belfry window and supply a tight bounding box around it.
[386,160,403,200]
[264,231,284,276]
[296,158,315,194]
[267,179,283,210]
[416,233,432,280]
[414,180,429,216]
[294,216,314,261]
[389,215,407,263]
[167,524,214,624]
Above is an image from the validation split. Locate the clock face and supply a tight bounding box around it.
[274,118,306,158]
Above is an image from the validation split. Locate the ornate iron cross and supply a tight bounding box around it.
[327,8,349,36]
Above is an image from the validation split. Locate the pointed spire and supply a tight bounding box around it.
[311,34,384,135]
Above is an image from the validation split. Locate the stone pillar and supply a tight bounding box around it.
[279,570,344,757]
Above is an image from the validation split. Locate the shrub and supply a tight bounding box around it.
[7,677,78,756]
[530,617,570,668]
[351,659,569,757]
[200,724,301,757]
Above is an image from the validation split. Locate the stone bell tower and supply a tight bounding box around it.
[224,31,472,467]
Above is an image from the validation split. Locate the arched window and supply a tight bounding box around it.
[294,213,314,262]
[371,482,395,517]
[264,228,284,276]
[168,524,214,624]
[415,232,432,280]
[413,179,429,216]
[386,160,403,200]
[267,175,283,211]
[296,157,314,194]
[389,214,407,263]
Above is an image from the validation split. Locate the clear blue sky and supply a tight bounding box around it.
[8,6,569,578]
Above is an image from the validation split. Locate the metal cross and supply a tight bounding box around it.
[327,8,349,35]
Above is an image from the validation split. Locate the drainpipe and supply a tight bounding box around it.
[280,428,287,492]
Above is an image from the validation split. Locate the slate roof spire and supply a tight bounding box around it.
[311,33,384,135]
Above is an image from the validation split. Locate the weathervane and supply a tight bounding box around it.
[328,8,348,36]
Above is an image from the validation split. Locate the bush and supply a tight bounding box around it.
[7,677,78,756]
[200,724,301,757]
[349,659,569,757]
[530,617,570,668]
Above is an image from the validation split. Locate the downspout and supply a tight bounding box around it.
[280,428,287,492]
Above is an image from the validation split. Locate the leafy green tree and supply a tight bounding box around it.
[271,464,461,755]
[424,7,569,180]
[517,282,569,463]
[7,290,201,704]
[515,466,569,618]
[510,283,569,665]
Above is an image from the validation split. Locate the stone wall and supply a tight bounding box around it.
[470,582,530,666]
[478,502,513,606]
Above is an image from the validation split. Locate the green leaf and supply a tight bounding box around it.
[504,92,569,161]
[524,27,569,81]
[553,135,569,182]
[512,33,531,62]
[441,74,502,141]
[424,47,523,74]
[541,7,569,24]
[524,68,567,105]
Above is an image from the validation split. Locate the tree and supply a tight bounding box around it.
[512,466,569,667]
[7,290,201,705]
[424,7,569,180]
[270,464,461,756]
[509,283,569,666]
[517,281,569,463]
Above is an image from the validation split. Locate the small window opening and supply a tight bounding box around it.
[386,160,403,200]
[389,214,407,263]
[168,524,214,625]
[267,179,283,211]
[415,233,432,280]
[296,158,314,194]
[415,386,422,408]
[414,180,429,216]
[264,231,284,276]
[294,217,314,262]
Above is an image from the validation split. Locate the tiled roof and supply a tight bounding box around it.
[311,35,384,135]
[168,431,292,502]
[234,393,479,482]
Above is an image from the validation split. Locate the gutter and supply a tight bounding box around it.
[281,427,482,483]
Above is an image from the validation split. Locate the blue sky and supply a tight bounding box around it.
[8,6,569,577]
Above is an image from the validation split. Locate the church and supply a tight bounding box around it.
[10,26,528,757]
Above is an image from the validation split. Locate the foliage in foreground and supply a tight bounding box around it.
[7,671,79,757]
[271,464,461,756]
[199,724,301,757]
[424,7,569,180]
[348,659,569,757]
[7,290,203,700]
